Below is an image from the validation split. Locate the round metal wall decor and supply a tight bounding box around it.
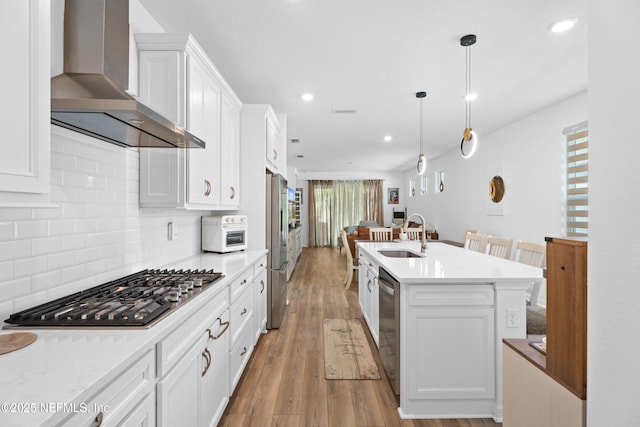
[489,176,505,203]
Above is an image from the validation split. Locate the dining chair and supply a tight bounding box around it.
[464,232,487,253]
[463,229,478,244]
[404,226,423,240]
[486,236,514,259]
[370,227,393,241]
[341,229,358,289]
[514,241,546,305]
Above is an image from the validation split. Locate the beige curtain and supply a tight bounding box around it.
[309,180,333,247]
[363,179,383,225]
[308,179,383,247]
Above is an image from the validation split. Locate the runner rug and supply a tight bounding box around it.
[323,318,380,380]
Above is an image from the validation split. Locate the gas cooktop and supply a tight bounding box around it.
[4,269,224,328]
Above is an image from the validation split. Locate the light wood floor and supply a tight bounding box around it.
[220,247,501,427]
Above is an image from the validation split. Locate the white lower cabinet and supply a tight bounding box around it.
[401,284,496,416]
[358,252,379,346]
[156,289,230,427]
[254,256,268,340]
[62,350,156,427]
[229,267,256,392]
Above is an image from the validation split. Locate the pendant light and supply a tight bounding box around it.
[460,34,478,158]
[416,91,427,175]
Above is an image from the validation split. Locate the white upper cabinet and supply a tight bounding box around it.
[0,0,51,206]
[136,33,240,210]
[219,91,240,208]
[241,105,287,178]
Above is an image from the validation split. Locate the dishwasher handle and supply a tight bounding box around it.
[378,269,396,296]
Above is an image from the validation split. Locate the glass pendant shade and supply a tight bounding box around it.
[416,153,426,175]
[416,91,427,175]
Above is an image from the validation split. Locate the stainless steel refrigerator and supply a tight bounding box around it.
[266,173,288,329]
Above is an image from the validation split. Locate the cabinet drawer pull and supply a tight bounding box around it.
[240,346,247,356]
[240,307,247,316]
[260,280,265,294]
[368,279,372,292]
[202,347,212,377]
[230,186,236,199]
[207,317,230,340]
[241,279,247,286]
[94,412,103,427]
[204,179,212,196]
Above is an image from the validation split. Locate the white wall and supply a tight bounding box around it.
[588,0,640,424]
[402,91,587,244]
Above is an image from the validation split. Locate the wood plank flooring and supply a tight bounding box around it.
[220,247,501,427]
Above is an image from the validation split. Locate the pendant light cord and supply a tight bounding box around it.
[420,96,424,154]
[465,45,472,129]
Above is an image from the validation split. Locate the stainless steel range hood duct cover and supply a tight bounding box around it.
[51,0,205,149]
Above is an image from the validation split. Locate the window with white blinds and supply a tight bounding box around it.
[565,122,588,237]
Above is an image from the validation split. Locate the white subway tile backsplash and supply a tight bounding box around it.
[0,277,32,301]
[0,208,32,221]
[14,255,48,278]
[49,219,75,237]
[31,270,62,293]
[1,130,207,321]
[32,236,63,256]
[0,261,14,282]
[47,251,76,270]
[0,240,32,262]
[62,234,86,251]
[15,220,49,240]
[61,264,86,284]
[0,222,15,241]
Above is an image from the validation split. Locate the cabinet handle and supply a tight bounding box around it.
[260,280,265,294]
[241,279,247,286]
[273,149,277,160]
[207,317,230,340]
[240,307,247,316]
[94,412,103,427]
[202,347,212,377]
[230,186,236,200]
[204,179,212,196]
[367,279,372,292]
[240,346,247,356]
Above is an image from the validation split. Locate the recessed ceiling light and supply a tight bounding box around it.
[301,93,314,102]
[464,93,478,101]
[549,18,578,33]
[384,135,393,142]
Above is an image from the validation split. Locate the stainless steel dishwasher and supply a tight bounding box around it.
[378,267,400,399]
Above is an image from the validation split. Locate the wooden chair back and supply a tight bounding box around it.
[464,232,487,253]
[341,229,358,289]
[486,236,514,259]
[370,227,392,241]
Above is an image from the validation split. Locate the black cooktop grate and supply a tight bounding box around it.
[4,269,224,328]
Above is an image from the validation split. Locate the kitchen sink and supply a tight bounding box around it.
[378,250,425,258]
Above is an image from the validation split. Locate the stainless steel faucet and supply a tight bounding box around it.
[403,213,428,253]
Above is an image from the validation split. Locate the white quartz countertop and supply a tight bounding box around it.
[0,250,266,427]
[357,241,543,284]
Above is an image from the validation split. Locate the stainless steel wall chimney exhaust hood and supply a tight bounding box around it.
[51,0,205,149]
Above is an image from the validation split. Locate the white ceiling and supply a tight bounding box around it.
[139,0,587,173]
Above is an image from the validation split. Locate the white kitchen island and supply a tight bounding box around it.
[356,241,543,422]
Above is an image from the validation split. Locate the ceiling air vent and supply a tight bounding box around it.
[290,138,300,143]
[332,108,358,114]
